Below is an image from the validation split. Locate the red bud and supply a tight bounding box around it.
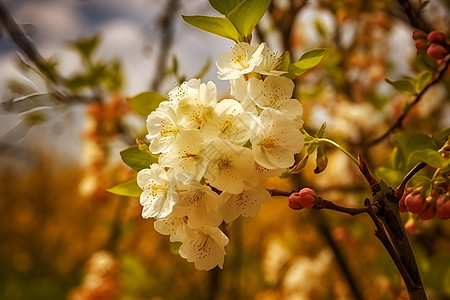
[427,44,448,60]
[436,196,450,220]
[418,205,436,220]
[405,193,426,214]
[414,39,429,52]
[412,29,427,40]
[427,31,445,43]
[288,193,304,210]
[298,187,317,209]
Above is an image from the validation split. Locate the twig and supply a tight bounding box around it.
[313,211,365,300]
[395,162,427,198]
[314,196,369,216]
[268,188,295,197]
[364,198,416,291]
[357,154,379,189]
[268,188,369,216]
[396,0,431,33]
[150,0,179,91]
[369,57,450,146]
[0,0,59,83]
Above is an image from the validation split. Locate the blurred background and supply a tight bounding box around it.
[0,0,449,299]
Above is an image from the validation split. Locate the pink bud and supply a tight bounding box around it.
[412,29,427,40]
[418,205,436,220]
[288,193,304,210]
[298,187,317,209]
[399,193,408,212]
[427,44,448,60]
[427,31,445,43]
[405,193,426,214]
[414,39,429,52]
[404,219,417,234]
[436,196,450,220]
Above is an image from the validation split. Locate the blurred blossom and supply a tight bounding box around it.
[262,238,292,285]
[282,249,332,300]
[68,250,121,300]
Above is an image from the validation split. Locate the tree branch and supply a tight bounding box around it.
[396,0,431,33]
[369,57,450,146]
[395,162,427,198]
[0,0,59,83]
[150,0,179,91]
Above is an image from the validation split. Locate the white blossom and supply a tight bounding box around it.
[220,184,271,223]
[251,109,304,169]
[179,226,229,271]
[174,178,222,228]
[169,79,217,131]
[216,42,262,80]
[137,164,179,219]
[203,99,253,145]
[154,214,193,242]
[158,130,208,180]
[146,102,183,154]
[253,43,286,76]
[203,139,256,194]
[248,76,303,121]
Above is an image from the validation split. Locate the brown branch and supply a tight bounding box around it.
[314,196,370,216]
[369,57,450,146]
[312,211,365,300]
[150,0,179,91]
[396,0,431,33]
[0,0,59,83]
[357,154,379,189]
[395,162,427,198]
[268,188,295,197]
[269,188,370,216]
[364,198,417,292]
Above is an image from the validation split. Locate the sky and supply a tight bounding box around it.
[0,0,233,168]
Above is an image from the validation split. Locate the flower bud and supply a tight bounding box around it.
[414,39,429,52]
[412,29,427,40]
[404,218,417,234]
[418,205,436,220]
[427,31,445,43]
[399,193,408,212]
[288,193,304,210]
[298,187,317,209]
[436,195,450,220]
[427,44,448,60]
[404,193,426,214]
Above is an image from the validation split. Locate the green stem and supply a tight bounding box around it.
[318,138,359,166]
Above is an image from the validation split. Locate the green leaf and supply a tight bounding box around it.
[395,133,438,168]
[433,127,450,144]
[227,0,272,39]
[316,122,326,138]
[375,167,405,187]
[408,149,449,170]
[128,91,166,116]
[314,145,328,174]
[416,71,431,91]
[68,35,100,60]
[170,241,182,254]
[107,179,142,197]
[286,48,328,79]
[208,0,244,15]
[120,145,158,172]
[290,154,309,174]
[385,78,416,95]
[182,15,240,42]
[277,51,291,72]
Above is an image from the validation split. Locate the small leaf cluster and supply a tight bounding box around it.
[291,123,328,174]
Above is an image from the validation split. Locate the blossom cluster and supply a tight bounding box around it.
[137,42,304,270]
